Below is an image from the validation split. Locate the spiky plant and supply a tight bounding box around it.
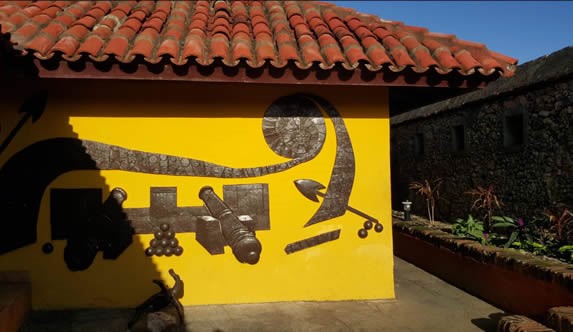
[545,204,573,244]
[465,185,502,231]
[409,178,443,224]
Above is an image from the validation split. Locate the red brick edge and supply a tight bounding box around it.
[498,315,554,332]
[393,219,573,316]
[0,283,31,332]
[546,307,573,332]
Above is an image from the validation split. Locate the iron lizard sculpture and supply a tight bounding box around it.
[128,269,184,330]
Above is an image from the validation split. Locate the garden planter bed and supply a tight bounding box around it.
[393,215,573,317]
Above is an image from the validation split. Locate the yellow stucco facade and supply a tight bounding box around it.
[0,79,393,309]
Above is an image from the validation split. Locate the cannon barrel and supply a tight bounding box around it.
[199,186,262,264]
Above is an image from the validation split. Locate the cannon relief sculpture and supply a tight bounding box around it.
[0,93,382,269]
[198,186,262,265]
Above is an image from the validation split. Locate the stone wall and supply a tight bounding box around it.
[390,56,573,221]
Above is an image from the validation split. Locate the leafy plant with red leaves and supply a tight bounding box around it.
[409,178,443,224]
[465,185,503,231]
[545,204,573,244]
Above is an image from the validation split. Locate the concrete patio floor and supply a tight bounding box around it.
[21,257,505,332]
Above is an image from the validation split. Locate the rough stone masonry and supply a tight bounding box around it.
[390,46,573,221]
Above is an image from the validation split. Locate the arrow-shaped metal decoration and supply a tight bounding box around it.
[295,179,378,221]
[0,91,47,155]
[294,179,383,238]
[295,179,325,202]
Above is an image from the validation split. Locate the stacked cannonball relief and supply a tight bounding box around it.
[145,223,183,257]
[357,220,384,239]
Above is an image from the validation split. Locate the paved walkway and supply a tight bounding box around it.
[22,258,505,332]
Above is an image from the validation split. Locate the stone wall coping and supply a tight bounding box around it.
[391,45,573,126]
[393,216,573,291]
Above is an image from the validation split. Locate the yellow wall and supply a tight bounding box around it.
[0,79,393,309]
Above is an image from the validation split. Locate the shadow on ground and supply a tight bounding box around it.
[471,312,508,332]
[22,257,506,332]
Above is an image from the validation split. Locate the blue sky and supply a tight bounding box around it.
[332,1,573,65]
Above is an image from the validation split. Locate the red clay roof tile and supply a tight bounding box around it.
[298,34,322,66]
[181,34,204,63]
[130,28,158,56]
[76,35,103,57]
[0,0,517,80]
[209,35,230,59]
[156,38,178,59]
[51,34,80,56]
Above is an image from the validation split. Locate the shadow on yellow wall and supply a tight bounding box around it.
[0,78,394,310]
[0,79,167,313]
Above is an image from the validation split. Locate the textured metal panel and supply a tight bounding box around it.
[150,187,177,219]
[195,216,225,255]
[199,186,262,264]
[262,98,326,159]
[126,207,208,234]
[223,184,270,230]
[125,184,270,234]
[284,230,341,254]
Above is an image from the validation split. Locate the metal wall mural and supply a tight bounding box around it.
[49,183,269,269]
[198,186,262,265]
[294,95,356,227]
[124,184,270,234]
[144,223,184,258]
[293,179,383,239]
[284,230,341,254]
[0,93,383,266]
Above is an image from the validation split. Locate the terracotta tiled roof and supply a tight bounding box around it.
[0,0,517,80]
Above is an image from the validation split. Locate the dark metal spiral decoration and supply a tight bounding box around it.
[263,96,326,159]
